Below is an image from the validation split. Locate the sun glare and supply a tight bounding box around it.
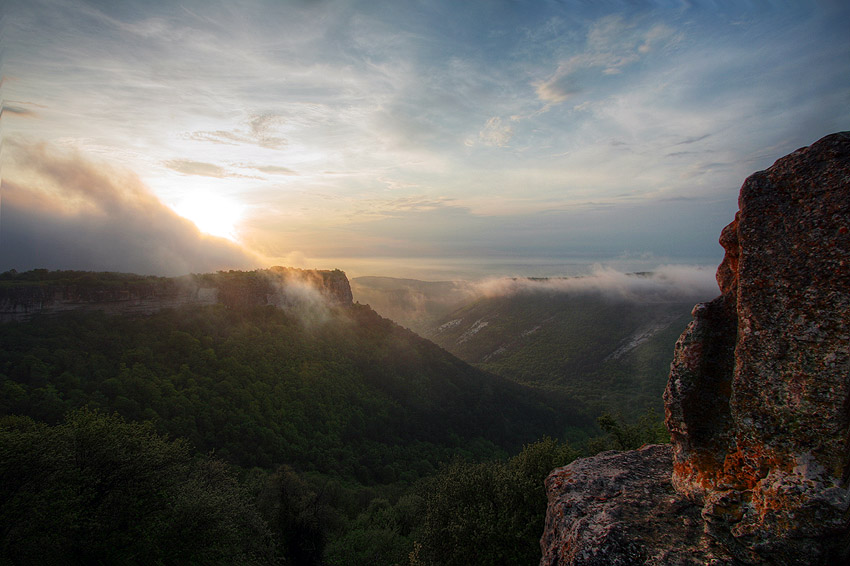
[173,193,244,241]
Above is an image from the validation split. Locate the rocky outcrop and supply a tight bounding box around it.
[271,266,354,305]
[0,267,353,322]
[541,132,850,565]
[212,267,353,310]
[665,132,850,564]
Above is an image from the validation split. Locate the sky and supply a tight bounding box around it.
[2,0,849,280]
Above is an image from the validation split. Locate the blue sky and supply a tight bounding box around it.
[3,0,849,278]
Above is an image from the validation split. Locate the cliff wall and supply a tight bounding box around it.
[541,132,850,565]
[0,267,353,322]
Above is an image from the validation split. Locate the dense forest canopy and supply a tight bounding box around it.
[0,269,666,564]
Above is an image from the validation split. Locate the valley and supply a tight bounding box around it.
[352,272,714,420]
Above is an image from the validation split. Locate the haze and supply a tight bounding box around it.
[2,0,849,280]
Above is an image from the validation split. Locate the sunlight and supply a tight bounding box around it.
[172,192,244,241]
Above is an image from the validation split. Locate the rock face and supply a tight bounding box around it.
[541,132,850,565]
[0,267,353,322]
[0,278,217,322]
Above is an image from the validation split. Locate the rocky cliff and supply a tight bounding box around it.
[540,132,850,565]
[0,267,353,322]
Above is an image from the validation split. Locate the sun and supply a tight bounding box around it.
[173,192,244,241]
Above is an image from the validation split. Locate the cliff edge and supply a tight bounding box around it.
[540,132,850,566]
[0,267,353,322]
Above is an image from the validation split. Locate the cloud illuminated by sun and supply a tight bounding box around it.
[172,192,245,241]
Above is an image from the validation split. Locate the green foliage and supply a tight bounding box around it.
[0,409,274,565]
[0,269,169,288]
[324,495,421,566]
[591,409,669,452]
[426,291,694,420]
[415,437,577,566]
[0,274,650,564]
[0,304,592,481]
[255,465,343,566]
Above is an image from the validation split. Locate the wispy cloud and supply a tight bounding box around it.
[187,113,288,150]
[248,164,299,176]
[534,15,678,108]
[1,104,39,118]
[164,159,227,178]
[475,116,514,147]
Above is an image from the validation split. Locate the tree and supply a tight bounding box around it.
[416,437,576,565]
[595,408,668,451]
[0,410,275,565]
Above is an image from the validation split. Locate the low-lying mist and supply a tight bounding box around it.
[267,275,334,328]
[475,264,719,303]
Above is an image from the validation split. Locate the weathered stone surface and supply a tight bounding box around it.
[665,132,850,564]
[540,445,738,566]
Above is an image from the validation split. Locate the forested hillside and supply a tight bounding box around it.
[350,274,711,420]
[0,274,635,564]
[427,290,694,419]
[350,276,475,335]
[0,302,592,477]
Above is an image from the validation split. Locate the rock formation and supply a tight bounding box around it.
[540,132,850,565]
[0,267,353,322]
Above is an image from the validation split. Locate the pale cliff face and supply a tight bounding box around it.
[0,267,353,322]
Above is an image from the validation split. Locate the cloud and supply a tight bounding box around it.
[477,116,514,147]
[534,73,582,104]
[533,16,677,107]
[248,114,288,149]
[164,159,227,178]
[165,159,271,180]
[639,24,675,54]
[474,264,718,303]
[1,105,38,118]
[269,276,332,328]
[0,143,262,276]
[187,113,288,150]
[379,177,418,191]
[186,130,247,146]
[674,134,712,146]
[250,165,299,176]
